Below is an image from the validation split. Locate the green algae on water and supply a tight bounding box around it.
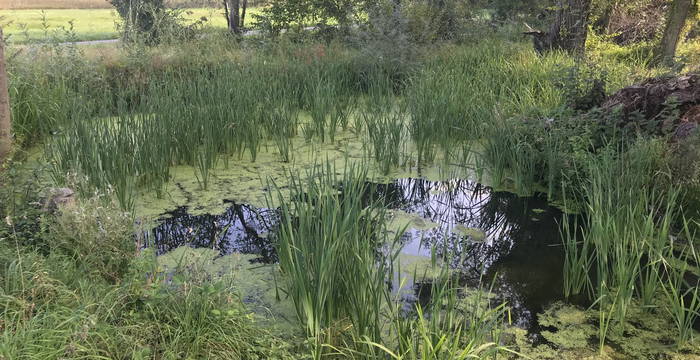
[156,246,300,334]
[453,224,486,242]
[507,301,700,359]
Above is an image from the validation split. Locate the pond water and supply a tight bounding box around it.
[144,177,571,335]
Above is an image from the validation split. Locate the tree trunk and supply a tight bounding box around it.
[546,0,593,56]
[223,0,240,34]
[223,0,230,28]
[240,0,248,29]
[655,0,694,65]
[593,0,617,34]
[231,0,241,34]
[0,28,12,166]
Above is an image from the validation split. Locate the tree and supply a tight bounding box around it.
[223,0,248,34]
[0,28,11,166]
[110,0,165,41]
[655,0,696,65]
[592,0,619,34]
[524,0,593,56]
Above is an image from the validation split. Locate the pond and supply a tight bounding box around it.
[144,177,573,338]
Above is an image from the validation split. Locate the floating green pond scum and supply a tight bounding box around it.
[156,246,440,335]
[508,301,700,359]
[132,126,479,224]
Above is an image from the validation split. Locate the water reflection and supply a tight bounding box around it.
[372,178,566,330]
[146,178,567,331]
[144,201,278,263]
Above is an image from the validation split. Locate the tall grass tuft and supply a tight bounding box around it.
[658,221,700,348]
[362,101,408,174]
[560,139,698,351]
[267,163,401,357]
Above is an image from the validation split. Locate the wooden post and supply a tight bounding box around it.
[0,27,12,166]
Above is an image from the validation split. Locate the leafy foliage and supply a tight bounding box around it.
[108,0,204,43]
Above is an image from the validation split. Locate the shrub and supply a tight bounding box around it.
[110,0,165,40]
[553,62,609,112]
[0,164,49,252]
[48,195,135,283]
[109,0,204,44]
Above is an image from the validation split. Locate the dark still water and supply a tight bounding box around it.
[144,178,569,333]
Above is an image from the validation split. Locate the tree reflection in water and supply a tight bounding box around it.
[146,178,569,332]
[371,178,568,332]
[144,200,279,263]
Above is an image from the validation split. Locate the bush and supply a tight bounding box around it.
[605,0,668,45]
[110,0,165,41]
[0,164,49,252]
[0,245,298,359]
[48,195,135,283]
[109,0,204,44]
[553,62,608,112]
[253,0,359,36]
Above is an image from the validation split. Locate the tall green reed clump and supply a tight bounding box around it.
[298,58,358,143]
[267,163,513,359]
[45,62,289,206]
[267,163,401,357]
[7,41,104,149]
[480,119,541,194]
[361,96,407,175]
[369,249,512,360]
[560,140,698,351]
[407,43,566,168]
[658,220,700,348]
[45,49,382,209]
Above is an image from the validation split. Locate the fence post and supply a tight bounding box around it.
[0,27,12,167]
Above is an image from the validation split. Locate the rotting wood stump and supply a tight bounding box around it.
[600,73,700,139]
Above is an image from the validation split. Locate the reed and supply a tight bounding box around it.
[368,250,511,360]
[267,163,401,357]
[658,221,700,348]
[267,163,513,359]
[559,140,695,351]
[363,101,407,174]
[561,214,592,298]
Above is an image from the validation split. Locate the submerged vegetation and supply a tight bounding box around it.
[2,0,700,358]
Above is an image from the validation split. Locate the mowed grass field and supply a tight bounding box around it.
[0,7,257,43]
[0,0,226,9]
[0,0,112,9]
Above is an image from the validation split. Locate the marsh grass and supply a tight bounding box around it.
[560,139,699,351]
[267,163,513,359]
[44,50,412,209]
[265,104,298,162]
[267,163,402,357]
[36,40,580,211]
[658,223,700,348]
[363,101,408,174]
[561,215,592,299]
